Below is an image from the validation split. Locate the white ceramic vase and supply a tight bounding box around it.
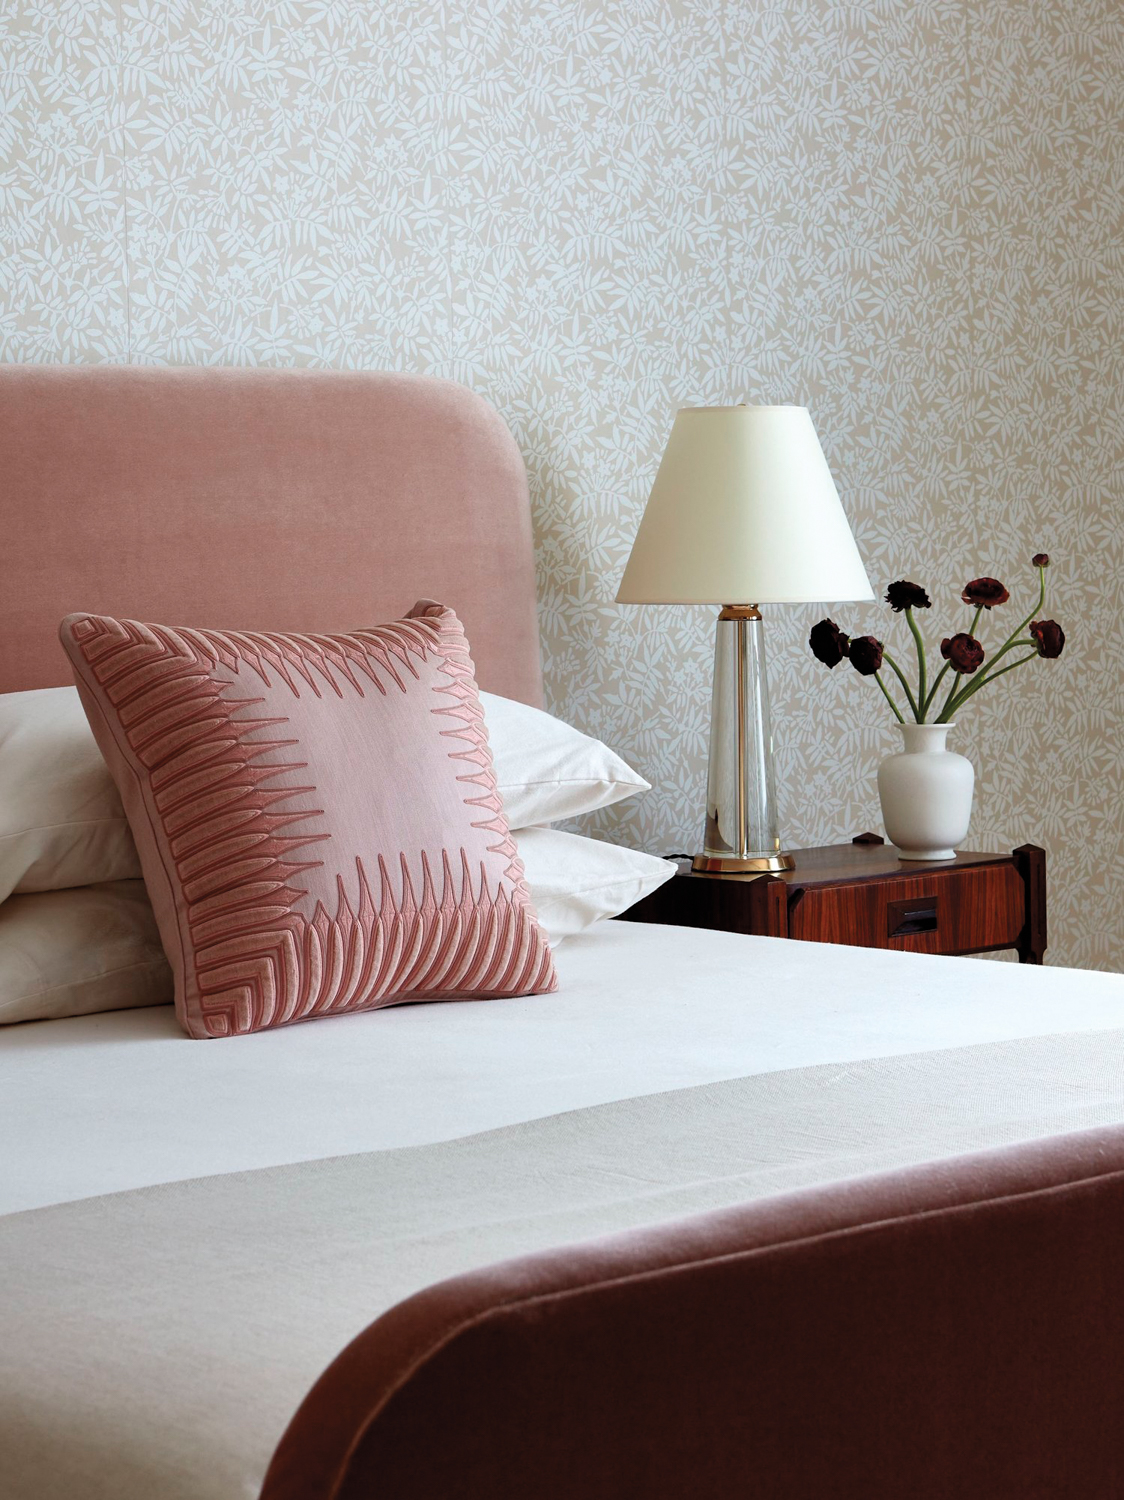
[877,723,974,861]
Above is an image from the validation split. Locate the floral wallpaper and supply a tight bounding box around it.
[2,0,1120,969]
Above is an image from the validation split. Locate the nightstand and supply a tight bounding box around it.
[617,835,1047,964]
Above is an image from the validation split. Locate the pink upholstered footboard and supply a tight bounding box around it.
[262,1125,1124,1499]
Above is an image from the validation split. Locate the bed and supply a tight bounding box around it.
[2,364,1123,1500]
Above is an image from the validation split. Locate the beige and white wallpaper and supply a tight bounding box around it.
[3,0,1121,969]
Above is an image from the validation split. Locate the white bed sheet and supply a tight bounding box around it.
[2,920,1122,1216]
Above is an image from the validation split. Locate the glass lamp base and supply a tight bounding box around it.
[695,605,791,874]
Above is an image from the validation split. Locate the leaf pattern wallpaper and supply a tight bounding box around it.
[2,0,1121,969]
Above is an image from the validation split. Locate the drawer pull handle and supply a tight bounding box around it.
[888,898,938,938]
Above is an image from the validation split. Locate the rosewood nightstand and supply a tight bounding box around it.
[618,835,1047,964]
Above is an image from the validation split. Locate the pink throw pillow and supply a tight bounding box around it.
[60,602,556,1038]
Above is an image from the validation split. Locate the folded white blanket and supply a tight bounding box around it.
[3,1026,1124,1500]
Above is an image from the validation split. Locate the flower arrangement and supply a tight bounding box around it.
[809,555,1066,723]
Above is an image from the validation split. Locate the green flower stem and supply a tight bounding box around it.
[934,604,982,720]
[905,607,927,719]
[972,566,1047,689]
[881,650,920,721]
[1016,565,1048,640]
[939,650,1037,720]
[980,635,1035,673]
[938,633,1035,722]
[936,670,964,722]
[923,660,951,719]
[874,671,905,723]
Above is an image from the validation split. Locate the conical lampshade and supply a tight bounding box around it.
[616,405,873,605]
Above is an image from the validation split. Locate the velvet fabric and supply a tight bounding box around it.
[263,1123,1124,1499]
[61,602,555,1038]
[0,365,542,704]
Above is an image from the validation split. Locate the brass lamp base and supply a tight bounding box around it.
[692,851,795,875]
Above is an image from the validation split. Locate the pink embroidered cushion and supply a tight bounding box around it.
[59,602,556,1039]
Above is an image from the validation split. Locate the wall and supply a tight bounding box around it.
[3,0,1121,969]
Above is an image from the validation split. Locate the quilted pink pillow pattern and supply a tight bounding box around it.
[59,602,556,1039]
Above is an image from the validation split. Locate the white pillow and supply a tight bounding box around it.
[480,692,649,826]
[0,686,142,902]
[0,836,669,1025]
[0,685,648,903]
[0,881,172,1025]
[515,826,675,943]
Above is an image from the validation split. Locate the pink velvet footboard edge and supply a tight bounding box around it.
[261,1125,1124,1500]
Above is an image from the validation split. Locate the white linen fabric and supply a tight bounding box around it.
[0,821,667,1027]
[0,881,171,1026]
[514,826,674,940]
[2,920,1122,1216]
[479,690,649,824]
[0,685,648,906]
[0,685,141,901]
[4,1027,1124,1500]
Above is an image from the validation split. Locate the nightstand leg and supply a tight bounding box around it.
[1012,844,1047,964]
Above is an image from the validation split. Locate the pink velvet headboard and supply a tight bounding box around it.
[0,365,542,704]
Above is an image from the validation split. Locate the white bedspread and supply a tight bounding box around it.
[2,921,1122,1216]
[6,1028,1124,1500]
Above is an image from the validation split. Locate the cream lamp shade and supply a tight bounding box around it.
[615,405,873,605]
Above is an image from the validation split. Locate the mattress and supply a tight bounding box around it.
[4,920,1124,1216]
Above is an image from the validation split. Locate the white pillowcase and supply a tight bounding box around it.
[515,827,675,943]
[0,881,172,1026]
[0,838,671,1025]
[0,685,649,904]
[479,691,648,826]
[0,686,142,903]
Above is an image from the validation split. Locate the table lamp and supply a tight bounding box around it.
[616,405,873,873]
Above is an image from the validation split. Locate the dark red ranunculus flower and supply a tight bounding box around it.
[940,633,985,674]
[1032,553,1050,567]
[848,636,884,676]
[809,618,850,668]
[884,580,931,612]
[961,577,1010,609]
[1030,619,1065,658]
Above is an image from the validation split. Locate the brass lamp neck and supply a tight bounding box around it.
[718,604,762,621]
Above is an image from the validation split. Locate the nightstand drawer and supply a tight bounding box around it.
[788,864,1027,956]
[616,843,1045,963]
